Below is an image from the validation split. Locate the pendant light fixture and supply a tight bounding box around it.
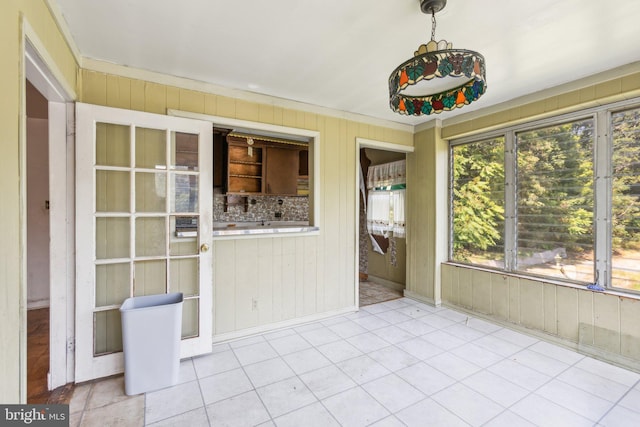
[389,0,486,116]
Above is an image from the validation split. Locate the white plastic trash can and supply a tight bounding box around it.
[120,292,183,395]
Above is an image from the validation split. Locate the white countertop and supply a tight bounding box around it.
[212,221,318,236]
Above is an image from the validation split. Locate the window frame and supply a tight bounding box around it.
[449,97,640,295]
[167,109,321,238]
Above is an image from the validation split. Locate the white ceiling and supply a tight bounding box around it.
[54,0,640,127]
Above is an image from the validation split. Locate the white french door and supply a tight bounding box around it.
[75,103,213,382]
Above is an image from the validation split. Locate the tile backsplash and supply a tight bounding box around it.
[213,194,309,222]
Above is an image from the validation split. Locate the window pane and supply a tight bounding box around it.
[516,120,594,282]
[170,215,198,255]
[96,263,130,307]
[133,259,166,296]
[451,137,505,267]
[171,173,198,213]
[170,258,198,296]
[94,309,123,356]
[135,217,166,257]
[182,298,199,339]
[611,109,640,291]
[135,127,166,169]
[135,172,166,212]
[171,132,199,171]
[96,170,130,212]
[96,217,129,259]
[96,122,130,167]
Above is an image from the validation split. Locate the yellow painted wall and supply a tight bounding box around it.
[441,264,640,370]
[405,124,448,305]
[1,0,78,403]
[443,70,640,140]
[79,69,413,336]
[367,238,406,287]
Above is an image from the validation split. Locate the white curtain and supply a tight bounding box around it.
[367,159,406,189]
[393,189,406,238]
[366,188,406,238]
[367,191,391,237]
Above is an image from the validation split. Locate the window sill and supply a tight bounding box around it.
[443,261,640,301]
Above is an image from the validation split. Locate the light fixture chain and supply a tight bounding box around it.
[431,9,437,41]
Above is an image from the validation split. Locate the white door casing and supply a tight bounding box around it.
[75,103,213,382]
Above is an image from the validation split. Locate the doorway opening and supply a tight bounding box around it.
[26,80,52,402]
[22,34,76,403]
[358,144,410,307]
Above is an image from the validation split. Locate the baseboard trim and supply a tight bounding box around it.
[28,299,50,310]
[403,290,440,307]
[368,275,405,292]
[211,306,358,344]
[441,301,640,374]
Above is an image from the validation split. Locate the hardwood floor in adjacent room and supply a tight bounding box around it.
[27,307,74,404]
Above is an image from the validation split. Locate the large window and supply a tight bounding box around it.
[451,104,640,293]
[611,108,640,291]
[451,138,505,267]
[516,120,594,282]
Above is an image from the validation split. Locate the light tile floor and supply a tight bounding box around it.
[69,298,640,426]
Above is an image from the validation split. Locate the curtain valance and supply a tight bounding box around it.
[367,159,406,190]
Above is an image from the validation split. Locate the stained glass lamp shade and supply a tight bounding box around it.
[389,0,487,116]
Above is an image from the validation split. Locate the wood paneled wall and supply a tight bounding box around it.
[80,69,413,338]
[441,264,640,370]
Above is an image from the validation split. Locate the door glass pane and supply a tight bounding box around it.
[135,217,166,257]
[170,258,198,296]
[96,263,130,307]
[182,298,199,338]
[94,310,123,356]
[170,215,198,255]
[96,170,130,212]
[96,217,130,259]
[96,122,130,167]
[171,132,199,171]
[136,127,166,169]
[134,259,166,296]
[135,172,166,212]
[171,174,198,213]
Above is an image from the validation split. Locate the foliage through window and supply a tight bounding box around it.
[450,105,640,293]
[516,121,594,282]
[611,108,640,291]
[451,138,505,267]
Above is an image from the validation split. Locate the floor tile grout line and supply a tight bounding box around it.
[234,326,332,424]
[223,306,505,415]
[594,377,640,425]
[233,352,278,426]
[143,378,208,425]
[348,307,491,422]
[493,349,609,426]
[251,325,352,425]
[138,299,640,427]
[395,314,583,424]
[143,388,147,426]
[261,308,423,424]
[75,382,93,426]
[193,357,213,427]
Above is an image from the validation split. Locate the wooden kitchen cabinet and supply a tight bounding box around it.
[225,134,308,195]
[227,137,264,194]
[265,146,299,195]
